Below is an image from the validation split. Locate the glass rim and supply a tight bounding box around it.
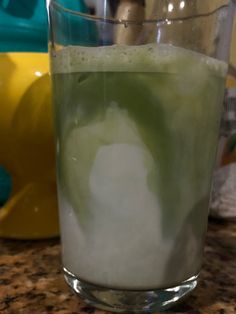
[49,1,229,26]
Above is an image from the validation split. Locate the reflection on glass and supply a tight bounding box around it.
[35,71,42,77]
[168,3,174,12]
[180,1,185,9]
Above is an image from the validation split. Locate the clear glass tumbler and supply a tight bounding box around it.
[48,0,235,312]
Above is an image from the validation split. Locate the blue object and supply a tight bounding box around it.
[0,166,12,206]
[0,0,48,52]
[52,0,99,46]
[0,0,99,49]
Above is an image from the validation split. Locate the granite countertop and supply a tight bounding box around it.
[0,219,235,314]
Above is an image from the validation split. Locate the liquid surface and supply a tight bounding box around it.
[52,43,227,74]
[52,44,226,289]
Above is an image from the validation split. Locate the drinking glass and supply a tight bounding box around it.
[48,0,235,312]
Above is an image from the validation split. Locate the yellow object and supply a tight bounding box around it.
[0,52,59,239]
[227,75,236,88]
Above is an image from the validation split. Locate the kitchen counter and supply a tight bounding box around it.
[0,219,235,314]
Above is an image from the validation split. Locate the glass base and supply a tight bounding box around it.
[63,267,198,313]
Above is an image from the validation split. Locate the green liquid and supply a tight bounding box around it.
[52,45,226,289]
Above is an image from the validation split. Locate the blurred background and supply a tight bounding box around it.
[0,1,235,239]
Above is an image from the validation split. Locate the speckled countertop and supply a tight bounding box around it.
[0,219,235,314]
